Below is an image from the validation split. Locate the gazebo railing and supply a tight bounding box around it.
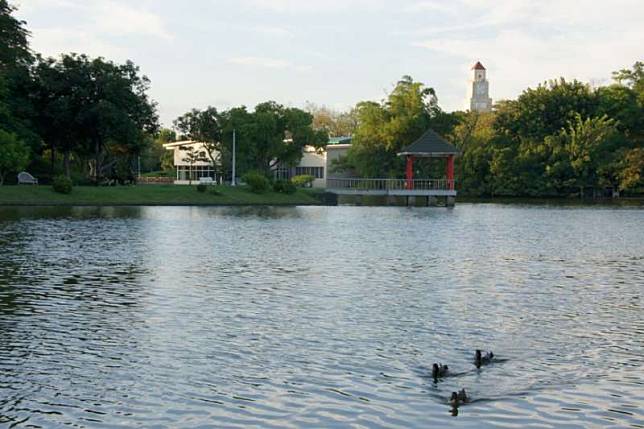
[327,178,455,191]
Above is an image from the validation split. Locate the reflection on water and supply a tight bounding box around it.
[0,205,643,428]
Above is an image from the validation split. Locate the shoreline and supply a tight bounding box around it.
[0,185,641,208]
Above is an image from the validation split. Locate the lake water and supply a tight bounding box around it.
[0,204,642,428]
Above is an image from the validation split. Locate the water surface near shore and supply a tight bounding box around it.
[0,204,642,428]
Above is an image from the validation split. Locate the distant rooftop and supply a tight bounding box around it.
[472,61,486,70]
[328,136,352,145]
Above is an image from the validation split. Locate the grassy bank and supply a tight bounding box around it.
[0,185,327,206]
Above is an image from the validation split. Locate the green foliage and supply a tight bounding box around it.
[613,61,644,100]
[0,0,32,70]
[242,171,270,193]
[273,179,296,194]
[291,174,315,187]
[494,79,598,141]
[141,170,173,178]
[0,1,39,152]
[31,54,159,181]
[179,145,207,185]
[342,76,444,177]
[305,102,358,136]
[0,129,29,185]
[196,183,207,193]
[52,175,73,194]
[617,148,644,192]
[140,129,176,173]
[446,68,644,197]
[174,103,327,181]
[174,107,222,172]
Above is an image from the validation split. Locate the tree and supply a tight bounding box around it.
[494,79,598,142]
[559,114,618,193]
[180,145,206,185]
[31,54,159,181]
[0,0,31,72]
[142,128,176,173]
[613,62,644,99]
[305,102,358,136]
[217,102,327,177]
[174,107,222,175]
[617,148,644,192]
[0,129,30,185]
[0,1,38,151]
[343,76,446,177]
[450,111,495,195]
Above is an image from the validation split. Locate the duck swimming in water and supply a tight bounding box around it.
[475,349,494,368]
[432,363,449,381]
[449,389,468,407]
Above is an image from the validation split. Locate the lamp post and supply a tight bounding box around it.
[231,129,236,186]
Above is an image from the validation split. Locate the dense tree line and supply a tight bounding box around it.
[0,1,326,185]
[2,1,641,195]
[172,103,328,179]
[452,70,643,196]
[0,1,160,185]
[334,69,643,196]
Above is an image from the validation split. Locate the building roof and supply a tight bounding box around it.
[328,136,352,145]
[162,140,207,149]
[397,129,459,157]
[472,61,486,70]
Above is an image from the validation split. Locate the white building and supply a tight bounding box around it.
[469,61,493,112]
[274,136,352,188]
[163,141,219,184]
[163,137,352,187]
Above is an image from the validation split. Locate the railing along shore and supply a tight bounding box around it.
[326,178,455,191]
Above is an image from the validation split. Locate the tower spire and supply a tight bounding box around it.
[469,61,492,112]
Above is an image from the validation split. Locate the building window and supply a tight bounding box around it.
[274,168,291,180]
[295,166,324,179]
[176,165,216,181]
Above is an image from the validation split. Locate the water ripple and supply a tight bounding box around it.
[0,205,642,428]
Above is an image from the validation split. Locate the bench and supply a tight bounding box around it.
[17,171,38,185]
[199,177,214,185]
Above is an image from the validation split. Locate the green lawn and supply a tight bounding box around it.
[0,185,327,206]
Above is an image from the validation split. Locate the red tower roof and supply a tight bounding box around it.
[472,61,486,70]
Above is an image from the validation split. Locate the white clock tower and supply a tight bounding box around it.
[470,61,492,112]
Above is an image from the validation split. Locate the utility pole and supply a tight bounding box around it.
[231,129,236,186]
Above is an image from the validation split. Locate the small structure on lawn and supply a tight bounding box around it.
[17,171,38,185]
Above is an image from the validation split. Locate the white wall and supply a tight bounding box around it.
[165,141,218,167]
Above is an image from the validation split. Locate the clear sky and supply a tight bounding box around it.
[15,0,644,127]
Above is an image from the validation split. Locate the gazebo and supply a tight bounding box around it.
[397,129,459,191]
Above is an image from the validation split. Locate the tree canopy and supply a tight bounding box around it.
[174,102,328,178]
[333,66,643,196]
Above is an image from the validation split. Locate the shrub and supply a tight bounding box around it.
[242,171,271,193]
[273,179,297,194]
[52,175,73,194]
[292,174,315,188]
[196,183,207,193]
[210,187,222,196]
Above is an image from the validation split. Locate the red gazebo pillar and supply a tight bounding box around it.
[446,155,455,190]
[406,156,414,189]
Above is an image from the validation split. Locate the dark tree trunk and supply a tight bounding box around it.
[63,151,71,179]
[50,144,56,176]
[94,138,101,184]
